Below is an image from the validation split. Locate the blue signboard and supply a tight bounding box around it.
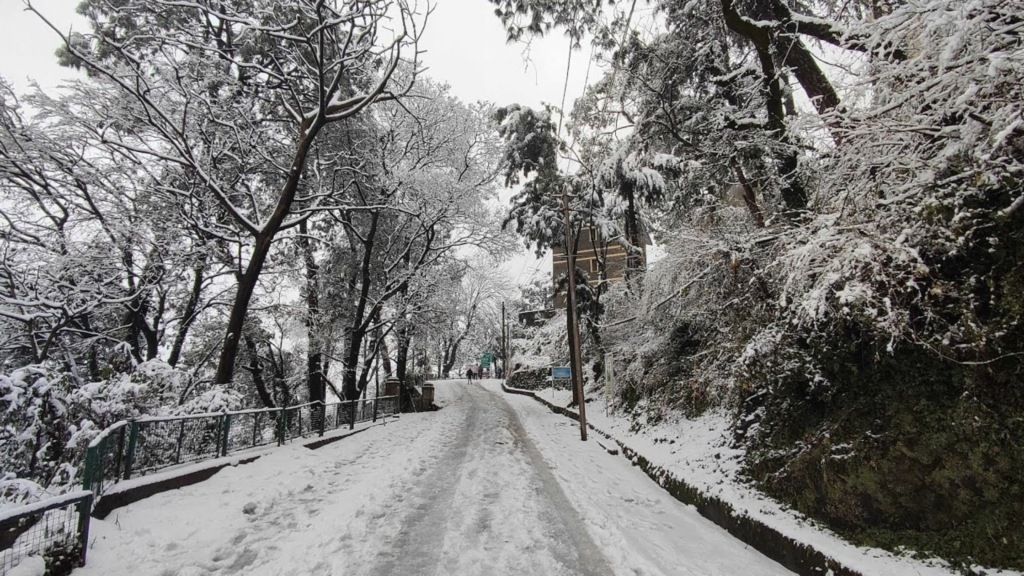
[551,366,571,379]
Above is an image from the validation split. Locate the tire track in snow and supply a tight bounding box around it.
[365,381,613,576]
[496,385,614,576]
[74,382,618,576]
[487,381,796,576]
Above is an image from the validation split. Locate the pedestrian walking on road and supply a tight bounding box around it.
[466,367,474,383]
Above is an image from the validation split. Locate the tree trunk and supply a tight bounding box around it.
[721,0,809,214]
[731,160,766,228]
[214,233,275,385]
[342,327,366,400]
[214,118,325,385]
[442,339,458,379]
[341,212,379,400]
[88,345,100,382]
[168,258,205,367]
[396,323,411,384]
[621,181,645,280]
[124,304,143,363]
[438,342,444,379]
[299,220,325,404]
[394,247,414,385]
[442,339,460,378]
[379,329,393,377]
[357,338,377,396]
[139,293,161,361]
[243,335,275,408]
[441,302,477,378]
[121,246,143,363]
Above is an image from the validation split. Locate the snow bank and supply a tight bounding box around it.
[504,382,1022,576]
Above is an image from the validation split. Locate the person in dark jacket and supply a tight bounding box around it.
[466,367,474,383]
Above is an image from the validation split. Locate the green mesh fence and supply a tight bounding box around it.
[82,397,399,500]
[3,397,401,575]
[0,491,91,576]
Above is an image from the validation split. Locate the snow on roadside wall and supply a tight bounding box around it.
[514,384,1022,576]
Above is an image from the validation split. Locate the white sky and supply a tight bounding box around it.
[418,0,594,288]
[0,0,589,288]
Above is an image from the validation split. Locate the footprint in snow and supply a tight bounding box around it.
[161,566,210,576]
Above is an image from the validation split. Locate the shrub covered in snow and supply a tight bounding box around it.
[0,360,222,508]
[0,365,75,500]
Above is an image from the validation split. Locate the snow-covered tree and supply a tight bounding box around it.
[305,78,509,399]
[34,0,426,386]
[492,0,1024,567]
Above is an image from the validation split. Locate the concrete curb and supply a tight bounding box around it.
[500,381,863,576]
[303,422,376,450]
[92,455,262,519]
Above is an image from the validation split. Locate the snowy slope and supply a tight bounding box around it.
[522,385,1022,576]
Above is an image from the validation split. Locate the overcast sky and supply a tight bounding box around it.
[0,0,591,103]
[0,0,582,286]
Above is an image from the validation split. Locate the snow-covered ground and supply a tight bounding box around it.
[479,380,792,576]
[527,385,1022,576]
[72,379,792,576]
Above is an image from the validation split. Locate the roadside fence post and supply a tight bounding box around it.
[82,445,96,493]
[115,425,126,482]
[220,414,231,456]
[277,408,286,445]
[175,419,185,464]
[76,493,93,567]
[318,402,326,437]
[123,421,139,480]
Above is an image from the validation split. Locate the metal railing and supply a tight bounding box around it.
[0,491,92,576]
[0,396,400,575]
[83,396,398,500]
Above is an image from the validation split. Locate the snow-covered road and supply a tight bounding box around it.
[75,380,792,576]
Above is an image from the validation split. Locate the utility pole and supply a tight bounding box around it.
[506,309,513,380]
[561,186,588,441]
[501,301,507,382]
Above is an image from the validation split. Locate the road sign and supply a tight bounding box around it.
[480,353,491,368]
[551,366,571,379]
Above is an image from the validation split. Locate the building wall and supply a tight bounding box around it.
[551,226,644,308]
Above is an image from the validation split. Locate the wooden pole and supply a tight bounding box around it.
[501,301,506,381]
[561,186,588,441]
